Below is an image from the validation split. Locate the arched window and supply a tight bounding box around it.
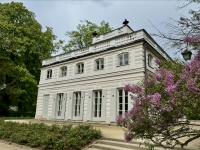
[47,69,52,79]
[60,66,67,76]
[95,58,104,70]
[148,54,153,68]
[118,53,129,66]
[76,63,84,74]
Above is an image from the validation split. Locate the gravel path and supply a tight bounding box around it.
[0,140,37,150]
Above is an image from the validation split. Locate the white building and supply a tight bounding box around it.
[35,22,171,124]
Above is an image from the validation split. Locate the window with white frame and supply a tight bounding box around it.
[76,63,84,74]
[93,90,102,118]
[60,66,67,76]
[118,53,129,66]
[118,89,128,115]
[57,94,63,117]
[148,54,153,68]
[74,92,81,117]
[95,58,104,70]
[47,69,52,79]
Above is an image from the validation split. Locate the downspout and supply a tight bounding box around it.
[143,41,147,78]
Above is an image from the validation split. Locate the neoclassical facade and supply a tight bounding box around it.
[35,24,171,124]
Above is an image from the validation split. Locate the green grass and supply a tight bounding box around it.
[0,119,102,150]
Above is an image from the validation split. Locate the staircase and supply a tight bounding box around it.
[86,137,192,150]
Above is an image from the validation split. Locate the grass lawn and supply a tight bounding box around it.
[0,117,34,120]
[0,119,102,150]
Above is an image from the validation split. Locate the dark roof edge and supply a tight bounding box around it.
[141,29,173,61]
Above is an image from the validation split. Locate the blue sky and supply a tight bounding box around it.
[1,0,195,58]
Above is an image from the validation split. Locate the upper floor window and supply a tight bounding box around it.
[60,66,67,76]
[148,54,153,68]
[47,69,52,79]
[76,63,84,74]
[95,58,104,70]
[118,53,129,66]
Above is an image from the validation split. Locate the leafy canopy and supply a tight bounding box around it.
[63,20,113,52]
[0,2,57,116]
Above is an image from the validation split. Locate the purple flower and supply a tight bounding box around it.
[116,115,124,125]
[155,58,161,65]
[170,97,177,104]
[165,85,176,94]
[184,36,199,43]
[125,133,132,142]
[186,78,199,94]
[150,93,161,105]
[124,84,143,94]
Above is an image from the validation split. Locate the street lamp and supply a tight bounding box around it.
[181,50,192,61]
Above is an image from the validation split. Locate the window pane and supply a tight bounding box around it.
[99,111,101,117]
[96,60,99,70]
[94,111,97,117]
[119,111,123,115]
[119,104,123,110]
[119,97,123,103]
[125,104,128,111]
[124,53,128,65]
[119,55,123,66]
[125,96,128,103]
[118,89,122,96]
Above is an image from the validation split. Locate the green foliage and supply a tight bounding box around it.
[0,2,58,116]
[0,120,102,150]
[63,20,112,52]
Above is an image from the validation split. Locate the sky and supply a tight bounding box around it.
[0,0,195,58]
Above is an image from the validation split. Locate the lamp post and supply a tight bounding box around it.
[181,50,192,61]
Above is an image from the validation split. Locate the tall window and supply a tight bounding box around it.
[95,58,104,70]
[118,53,129,66]
[60,66,67,76]
[118,89,128,115]
[77,63,84,74]
[74,92,81,117]
[148,54,153,68]
[47,69,52,79]
[57,94,63,116]
[93,90,102,118]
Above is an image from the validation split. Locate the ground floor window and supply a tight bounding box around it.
[74,92,81,117]
[93,90,102,118]
[118,89,128,115]
[57,94,63,117]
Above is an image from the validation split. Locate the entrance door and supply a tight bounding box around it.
[93,90,102,121]
[117,89,128,115]
[56,94,63,119]
[42,95,49,119]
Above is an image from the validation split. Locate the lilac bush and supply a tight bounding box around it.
[117,52,200,149]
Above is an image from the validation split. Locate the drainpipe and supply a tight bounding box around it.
[143,41,147,78]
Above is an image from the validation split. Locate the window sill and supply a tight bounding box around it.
[94,69,104,71]
[45,78,52,80]
[116,64,129,67]
[76,72,84,74]
[59,75,67,77]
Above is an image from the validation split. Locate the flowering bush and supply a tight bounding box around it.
[116,52,200,149]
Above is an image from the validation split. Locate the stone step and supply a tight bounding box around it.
[98,140,162,150]
[92,143,136,150]
[100,138,193,150]
[86,148,101,150]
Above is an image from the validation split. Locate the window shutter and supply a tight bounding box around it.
[80,91,85,120]
[101,89,107,121]
[67,92,73,120]
[61,93,67,119]
[95,60,97,70]
[110,88,117,122]
[52,94,57,119]
[128,92,132,111]
[87,91,93,121]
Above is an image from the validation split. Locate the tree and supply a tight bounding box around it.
[63,20,113,52]
[0,2,58,116]
[116,53,200,149]
[151,0,200,53]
